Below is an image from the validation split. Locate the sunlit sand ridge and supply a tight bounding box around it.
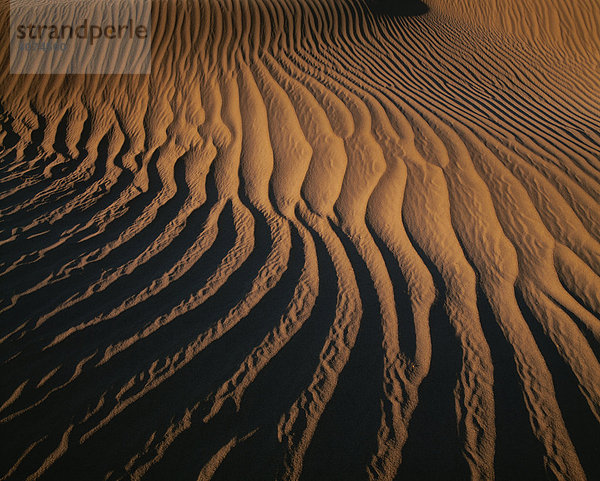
[1,0,599,479]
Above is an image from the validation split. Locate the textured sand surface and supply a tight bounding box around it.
[1,0,599,479]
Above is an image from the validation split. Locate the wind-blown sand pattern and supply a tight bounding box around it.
[1,0,600,479]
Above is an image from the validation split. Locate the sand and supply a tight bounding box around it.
[1,0,599,479]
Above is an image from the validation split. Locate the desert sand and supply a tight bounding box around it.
[1,0,599,479]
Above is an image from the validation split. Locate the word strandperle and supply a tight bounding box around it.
[15,19,148,45]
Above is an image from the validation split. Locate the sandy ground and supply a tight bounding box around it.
[1,0,599,479]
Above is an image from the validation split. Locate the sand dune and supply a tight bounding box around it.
[1,0,599,479]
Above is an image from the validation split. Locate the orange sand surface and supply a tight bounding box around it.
[1,1,599,479]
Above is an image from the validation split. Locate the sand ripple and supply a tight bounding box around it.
[1,0,599,479]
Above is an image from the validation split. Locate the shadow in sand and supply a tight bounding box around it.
[299,222,386,481]
[517,290,600,481]
[393,228,469,481]
[368,0,429,17]
[477,289,547,481]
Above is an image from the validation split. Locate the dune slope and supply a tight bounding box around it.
[1,0,599,480]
